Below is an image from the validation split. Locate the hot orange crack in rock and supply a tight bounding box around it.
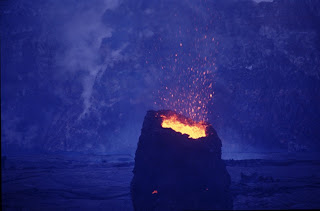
[160,114,206,139]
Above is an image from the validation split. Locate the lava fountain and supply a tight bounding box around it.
[131,110,233,210]
[132,8,231,209]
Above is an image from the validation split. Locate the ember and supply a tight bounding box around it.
[160,114,206,139]
[153,27,217,123]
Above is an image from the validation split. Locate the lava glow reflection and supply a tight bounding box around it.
[161,114,206,139]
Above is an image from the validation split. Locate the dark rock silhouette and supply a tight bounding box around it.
[131,110,233,210]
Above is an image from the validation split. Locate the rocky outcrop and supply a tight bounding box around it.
[131,110,233,210]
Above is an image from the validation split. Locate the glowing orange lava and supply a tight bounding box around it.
[161,114,206,139]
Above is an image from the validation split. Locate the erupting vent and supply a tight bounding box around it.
[160,114,206,139]
[131,110,233,210]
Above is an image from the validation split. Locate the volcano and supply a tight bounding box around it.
[131,110,233,210]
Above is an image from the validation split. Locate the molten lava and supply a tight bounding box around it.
[161,114,206,139]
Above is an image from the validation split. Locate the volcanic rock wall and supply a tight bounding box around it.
[131,110,233,210]
[2,0,320,152]
[209,0,320,151]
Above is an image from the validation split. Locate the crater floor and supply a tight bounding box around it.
[2,153,320,210]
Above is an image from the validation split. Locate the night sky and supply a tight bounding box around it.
[2,0,320,155]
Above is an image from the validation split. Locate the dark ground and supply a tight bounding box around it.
[2,152,320,210]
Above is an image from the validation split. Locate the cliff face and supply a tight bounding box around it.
[209,0,320,151]
[131,110,233,210]
[2,0,320,153]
